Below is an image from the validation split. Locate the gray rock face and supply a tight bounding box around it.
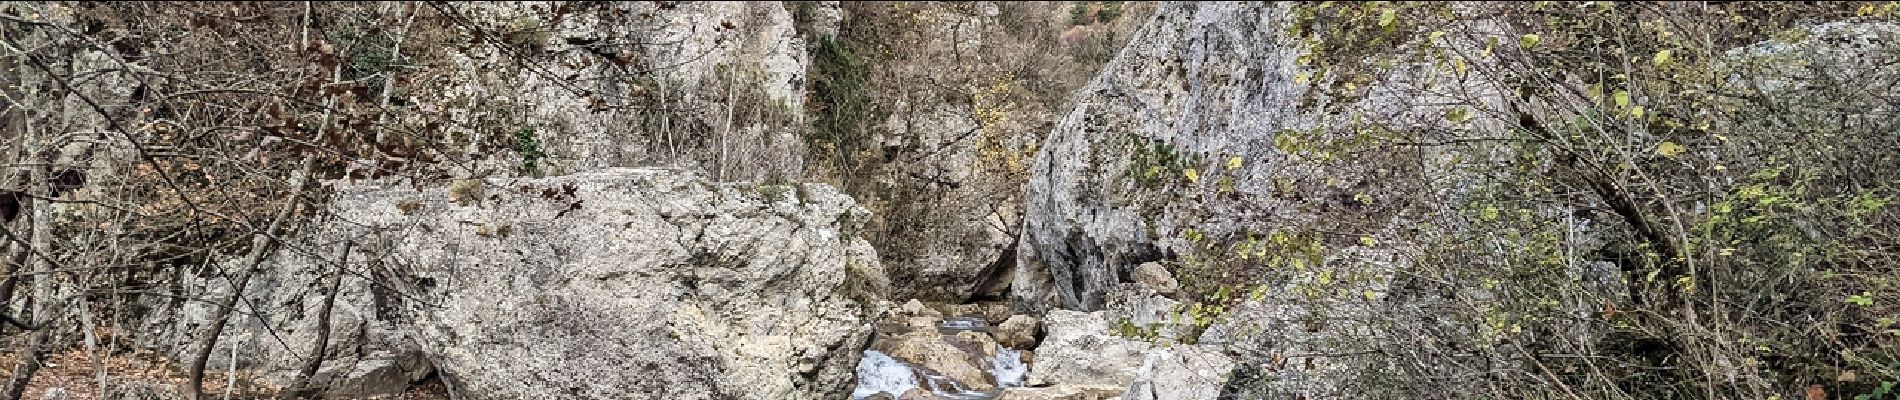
[801,2,844,40]
[317,168,881,400]
[1102,287,1192,344]
[429,1,1144,305]
[815,2,1151,302]
[1012,0,1492,310]
[431,2,811,181]
[1010,1,1498,395]
[128,236,432,398]
[1008,3,1900,399]
[1013,2,1318,312]
[320,355,435,398]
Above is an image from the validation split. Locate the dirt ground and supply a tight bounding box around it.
[0,331,449,400]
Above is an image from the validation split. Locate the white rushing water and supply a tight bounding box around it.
[937,316,990,335]
[992,347,1027,388]
[853,346,1027,400]
[852,350,921,399]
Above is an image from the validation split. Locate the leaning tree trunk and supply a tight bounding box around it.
[181,157,317,400]
[288,240,350,398]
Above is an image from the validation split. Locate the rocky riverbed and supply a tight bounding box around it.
[852,267,1234,400]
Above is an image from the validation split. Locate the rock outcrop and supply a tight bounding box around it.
[1012,5,1482,396]
[1014,1,1331,312]
[13,3,1896,400]
[429,2,815,181]
[129,239,434,397]
[143,168,884,399]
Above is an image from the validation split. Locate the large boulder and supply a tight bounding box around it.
[1008,2,1900,399]
[1008,0,1503,317]
[1121,346,1236,400]
[353,168,881,399]
[1014,1,1385,312]
[1027,310,1151,387]
[164,168,885,400]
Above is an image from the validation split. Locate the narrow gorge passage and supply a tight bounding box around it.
[1,2,1897,400]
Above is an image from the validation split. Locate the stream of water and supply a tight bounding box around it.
[851,317,1029,399]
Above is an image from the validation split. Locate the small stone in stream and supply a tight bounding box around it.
[899,388,936,400]
[1132,262,1179,296]
[980,303,1014,324]
[995,315,1041,349]
[883,299,947,332]
[949,330,1001,359]
[864,393,897,400]
[902,299,940,318]
[906,316,942,331]
[882,331,996,391]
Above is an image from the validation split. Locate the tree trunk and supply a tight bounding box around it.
[288,240,350,398]
[182,157,317,400]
